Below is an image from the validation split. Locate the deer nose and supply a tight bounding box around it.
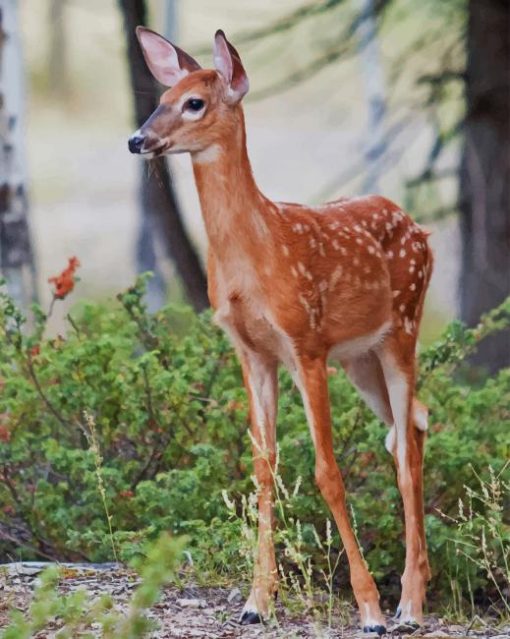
[128,133,145,154]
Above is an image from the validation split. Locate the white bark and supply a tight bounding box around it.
[0,0,37,307]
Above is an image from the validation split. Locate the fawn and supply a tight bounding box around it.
[128,27,433,635]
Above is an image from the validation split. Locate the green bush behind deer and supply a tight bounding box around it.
[0,274,508,617]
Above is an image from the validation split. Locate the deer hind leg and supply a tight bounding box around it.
[376,335,430,625]
[341,352,428,456]
[296,354,386,635]
[341,351,393,426]
[239,351,279,625]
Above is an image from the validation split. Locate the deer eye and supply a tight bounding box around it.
[184,98,205,112]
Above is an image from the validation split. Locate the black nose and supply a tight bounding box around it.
[128,134,145,154]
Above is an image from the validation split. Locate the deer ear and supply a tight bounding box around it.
[136,26,201,87]
[213,29,249,104]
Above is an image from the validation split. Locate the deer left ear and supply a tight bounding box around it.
[213,30,249,104]
[136,26,201,87]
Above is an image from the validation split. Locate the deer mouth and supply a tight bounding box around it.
[140,140,172,158]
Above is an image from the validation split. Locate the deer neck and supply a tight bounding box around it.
[191,107,273,262]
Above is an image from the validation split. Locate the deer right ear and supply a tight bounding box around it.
[136,26,201,86]
[213,30,249,104]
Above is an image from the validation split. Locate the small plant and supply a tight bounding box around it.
[83,410,119,563]
[439,462,510,622]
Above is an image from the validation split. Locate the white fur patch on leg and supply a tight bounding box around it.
[385,425,396,454]
[363,602,385,628]
[377,352,410,473]
[413,399,428,432]
[397,599,416,624]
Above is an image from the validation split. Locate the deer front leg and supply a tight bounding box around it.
[239,351,278,625]
[296,354,386,635]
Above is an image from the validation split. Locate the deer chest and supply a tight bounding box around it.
[214,293,284,358]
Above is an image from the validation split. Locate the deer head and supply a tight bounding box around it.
[128,28,249,157]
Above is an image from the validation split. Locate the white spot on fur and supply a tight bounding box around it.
[404,317,414,335]
[330,265,343,288]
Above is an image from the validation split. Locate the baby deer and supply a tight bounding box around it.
[129,27,433,635]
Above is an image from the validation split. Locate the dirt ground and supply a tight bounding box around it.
[0,564,508,639]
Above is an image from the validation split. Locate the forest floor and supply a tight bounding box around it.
[0,563,508,639]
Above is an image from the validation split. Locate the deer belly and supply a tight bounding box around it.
[329,321,392,359]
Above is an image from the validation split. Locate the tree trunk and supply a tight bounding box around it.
[118,0,209,312]
[48,0,70,100]
[459,0,510,372]
[0,0,37,309]
[353,0,388,194]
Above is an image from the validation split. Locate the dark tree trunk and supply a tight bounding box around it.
[0,2,37,310]
[459,0,510,372]
[118,0,209,312]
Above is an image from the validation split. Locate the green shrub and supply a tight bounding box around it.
[0,275,508,617]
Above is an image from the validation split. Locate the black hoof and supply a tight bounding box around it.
[363,624,387,636]
[240,611,261,625]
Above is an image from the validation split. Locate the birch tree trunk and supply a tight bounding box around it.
[0,0,37,309]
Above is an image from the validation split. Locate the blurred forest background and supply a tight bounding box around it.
[1,0,507,370]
